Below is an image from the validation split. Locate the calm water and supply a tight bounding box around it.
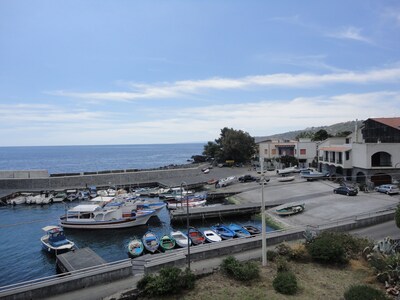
[0,143,274,287]
[0,143,204,174]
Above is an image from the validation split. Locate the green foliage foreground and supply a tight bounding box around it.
[344,284,388,300]
[220,256,260,282]
[137,266,195,297]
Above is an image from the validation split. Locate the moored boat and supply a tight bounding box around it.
[59,204,155,229]
[41,226,75,255]
[242,225,261,235]
[127,238,144,258]
[277,176,295,182]
[228,223,251,238]
[275,203,305,216]
[188,227,206,245]
[142,231,159,253]
[170,230,191,248]
[210,224,235,240]
[159,235,176,251]
[203,229,222,243]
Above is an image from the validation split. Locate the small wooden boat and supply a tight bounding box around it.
[242,225,261,235]
[41,226,75,255]
[228,223,251,238]
[159,235,176,251]
[277,176,295,182]
[127,238,144,258]
[188,227,206,245]
[203,229,222,243]
[210,224,235,240]
[275,203,305,216]
[142,231,159,253]
[171,230,191,248]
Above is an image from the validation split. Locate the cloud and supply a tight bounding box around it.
[327,26,373,44]
[3,91,400,146]
[49,66,400,102]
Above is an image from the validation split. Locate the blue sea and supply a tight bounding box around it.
[0,143,272,288]
[0,143,205,174]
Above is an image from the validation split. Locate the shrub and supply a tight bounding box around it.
[137,266,195,297]
[275,243,293,257]
[221,256,260,282]
[272,271,298,295]
[267,250,278,262]
[275,256,290,272]
[290,244,311,262]
[306,232,348,265]
[344,285,387,300]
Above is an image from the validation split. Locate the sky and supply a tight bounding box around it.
[1,1,400,146]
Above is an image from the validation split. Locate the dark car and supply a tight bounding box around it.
[333,186,358,196]
[238,175,257,182]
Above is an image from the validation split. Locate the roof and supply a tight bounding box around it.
[319,146,351,152]
[371,117,400,130]
[68,204,101,212]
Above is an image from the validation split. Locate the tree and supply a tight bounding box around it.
[312,129,331,141]
[295,131,314,140]
[203,127,256,163]
[335,131,352,137]
[279,155,298,168]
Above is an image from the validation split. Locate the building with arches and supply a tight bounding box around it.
[318,117,400,186]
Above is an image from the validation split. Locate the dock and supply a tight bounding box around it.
[170,202,280,223]
[56,248,107,273]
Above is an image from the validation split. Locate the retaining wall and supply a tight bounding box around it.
[0,167,203,190]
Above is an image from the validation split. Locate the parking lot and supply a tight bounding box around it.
[220,171,400,228]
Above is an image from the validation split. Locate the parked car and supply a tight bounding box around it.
[333,186,358,196]
[238,175,257,182]
[374,184,400,195]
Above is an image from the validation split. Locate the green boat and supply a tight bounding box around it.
[159,235,176,251]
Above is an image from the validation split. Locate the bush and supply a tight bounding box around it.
[290,244,311,262]
[275,243,293,257]
[272,271,298,295]
[137,266,195,297]
[306,232,348,265]
[267,250,278,262]
[344,285,387,300]
[221,256,260,282]
[275,256,290,272]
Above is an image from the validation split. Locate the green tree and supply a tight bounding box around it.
[295,131,314,140]
[279,155,298,168]
[335,131,352,137]
[312,129,332,141]
[203,127,256,163]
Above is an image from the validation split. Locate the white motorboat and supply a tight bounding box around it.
[203,229,222,243]
[8,194,28,205]
[276,166,298,175]
[170,230,191,248]
[215,176,236,188]
[60,204,155,229]
[41,226,75,255]
[277,176,295,182]
[52,192,67,202]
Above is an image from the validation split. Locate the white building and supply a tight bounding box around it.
[318,117,400,185]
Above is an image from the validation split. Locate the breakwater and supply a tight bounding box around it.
[0,165,207,191]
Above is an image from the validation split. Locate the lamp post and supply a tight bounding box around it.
[181,181,190,270]
[260,159,267,267]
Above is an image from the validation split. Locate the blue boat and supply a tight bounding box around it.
[210,224,235,239]
[228,223,251,238]
[142,231,159,253]
[127,238,144,258]
[40,226,75,255]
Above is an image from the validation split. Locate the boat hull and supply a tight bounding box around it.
[60,215,151,229]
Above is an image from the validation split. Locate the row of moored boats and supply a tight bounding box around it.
[128,223,262,258]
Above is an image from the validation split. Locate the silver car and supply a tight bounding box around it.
[375,184,399,195]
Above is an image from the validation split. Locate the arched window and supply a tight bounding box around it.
[371,152,392,167]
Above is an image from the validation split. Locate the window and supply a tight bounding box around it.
[300,149,306,155]
[264,149,268,154]
[345,151,350,160]
[271,149,277,155]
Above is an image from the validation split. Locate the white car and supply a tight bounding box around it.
[374,184,399,195]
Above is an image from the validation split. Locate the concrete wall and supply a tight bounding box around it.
[0,261,132,300]
[0,167,203,190]
[0,170,49,179]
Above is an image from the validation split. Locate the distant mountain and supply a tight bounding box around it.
[255,120,363,143]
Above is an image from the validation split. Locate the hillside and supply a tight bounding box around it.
[255,120,363,142]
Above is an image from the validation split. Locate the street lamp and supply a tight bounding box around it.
[260,159,267,267]
[181,181,191,270]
